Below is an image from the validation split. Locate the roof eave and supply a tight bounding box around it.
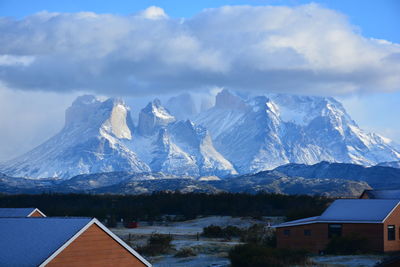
[274,220,384,228]
[382,201,400,223]
[27,208,47,218]
[39,218,152,267]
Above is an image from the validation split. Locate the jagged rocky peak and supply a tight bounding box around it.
[137,98,176,136]
[65,95,133,140]
[215,89,248,110]
[101,98,134,140]
[169,120,205,147]
[166,93,197,120]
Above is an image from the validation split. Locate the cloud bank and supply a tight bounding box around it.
[0,4,399,96]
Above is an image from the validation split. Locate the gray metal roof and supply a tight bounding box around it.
[0,217,91,266]
[363,189,400,199]
[0,208,37,218]
[275,199,400,228]
[319,199,400,222]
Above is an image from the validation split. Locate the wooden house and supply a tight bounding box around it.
[275,199,400,254]
[0,217,151,266]
[0,207,46,217]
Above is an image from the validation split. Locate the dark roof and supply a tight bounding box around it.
[0,208,39,218]
[275,199,400,228]
[361,189,400,199]
[0,217,91,266]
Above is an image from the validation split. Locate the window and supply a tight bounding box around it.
[284,229,291,236]
[328,224,342,238]
[388,225,395,240]
[304,229,311,236]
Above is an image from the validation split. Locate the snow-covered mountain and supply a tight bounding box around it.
[194,90,400,173]
[1,90,399,179]
[129,99,237,177]
[0,96,236,178]
[0,96,150,178]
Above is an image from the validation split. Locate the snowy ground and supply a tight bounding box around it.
[310,255,384,267]
[111,216,279,266]
[111,216,384,267]
[112,216,281,236]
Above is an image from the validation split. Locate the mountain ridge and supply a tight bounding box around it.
[1,90,399,179]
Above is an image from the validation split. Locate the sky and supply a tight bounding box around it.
[0,0,399,161]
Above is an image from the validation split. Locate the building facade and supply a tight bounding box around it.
[275,199,400,253]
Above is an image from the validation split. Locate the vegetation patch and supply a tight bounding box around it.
[136,233,173,256]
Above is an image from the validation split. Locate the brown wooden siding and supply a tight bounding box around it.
[277,223,383,253]
[47,224,147,266]
[28,210,44,217]
[384,204,400,252]
[277,223,328,253]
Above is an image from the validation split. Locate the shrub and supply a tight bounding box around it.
[202,225,224,238]
[202,225,244,239]
[325,234,369,255]
[224,225,242,238]
[229,244,308,267]
[136,233,173,256]
[264,231,277,248]
[240,224,267,245]
[174,248,197,257]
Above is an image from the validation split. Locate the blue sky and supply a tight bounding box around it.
[0,0,399,160]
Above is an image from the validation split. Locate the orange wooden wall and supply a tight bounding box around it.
[29,210,44,217]
[47,224,147,266]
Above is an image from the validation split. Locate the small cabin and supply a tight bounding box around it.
[275,199,400,253]
[0,217,151,266]
[0,207,46,218]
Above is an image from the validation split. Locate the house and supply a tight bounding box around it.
[360,189,400,199]
[275,199,400,253]
[0,207,46,218]
[0,217,151,266]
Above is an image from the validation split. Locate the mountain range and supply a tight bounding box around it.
[1,90,399,181]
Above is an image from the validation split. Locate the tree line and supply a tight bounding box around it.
[0,192,331,221]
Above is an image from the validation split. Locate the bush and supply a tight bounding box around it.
[229,244,308,267]
[325,234,369,255]
[136,233,173,256]
[202,225,224,238]
[240,224,268,245]
[224,225,242,238]
[264,231,277,248]
[202,225,243,239]
[174,248,197,257]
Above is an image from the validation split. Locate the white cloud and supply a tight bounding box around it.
[0,55,35,66]
[140,6,168,20]
[0,4,399,96]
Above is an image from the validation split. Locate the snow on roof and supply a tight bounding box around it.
[0,208,38,217]
[275,199,400,228]
[363,189,400,199]
[319,199,400,222]
[0,217,91,266]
